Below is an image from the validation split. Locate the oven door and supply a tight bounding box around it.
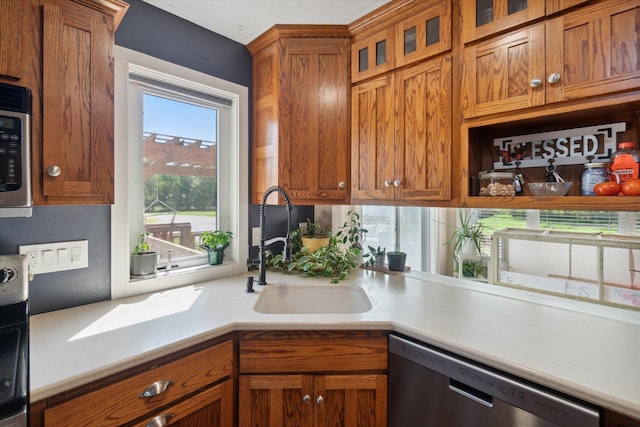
[0,321,27,422]
[0,406,26,427]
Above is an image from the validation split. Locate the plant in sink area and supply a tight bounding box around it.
[200,230,233,265]
[295,219,331,253]
[267,210,366,283]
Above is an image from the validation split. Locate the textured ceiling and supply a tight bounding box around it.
[141,0,390,45]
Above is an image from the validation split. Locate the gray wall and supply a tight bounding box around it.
[0,0,312,314]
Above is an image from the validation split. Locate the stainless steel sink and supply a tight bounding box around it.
[253,284,372,314]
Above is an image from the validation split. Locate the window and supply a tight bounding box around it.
[112,46,249,299]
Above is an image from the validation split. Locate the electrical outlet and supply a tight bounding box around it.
[19,240,88,276]
[26,251,38,272]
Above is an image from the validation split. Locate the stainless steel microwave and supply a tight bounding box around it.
[0,83,31,217]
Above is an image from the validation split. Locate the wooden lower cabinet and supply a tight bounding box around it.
[239,374,387,427]
[34,339,234,427]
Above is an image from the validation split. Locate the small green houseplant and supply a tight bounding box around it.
[297,219,331,252]
[131,232,158,278]
[364,245,386,268]
[200,230,233,265]
[444,209,487,277]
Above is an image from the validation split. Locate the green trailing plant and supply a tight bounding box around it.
[200,230,234,251]
[461,259,484,278]
[268,210,366,283]
[133,232,151,254]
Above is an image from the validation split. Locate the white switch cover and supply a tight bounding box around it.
[19,240,88,275]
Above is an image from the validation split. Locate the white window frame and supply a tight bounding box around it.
[111,46,249,299]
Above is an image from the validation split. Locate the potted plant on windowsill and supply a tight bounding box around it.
[200,230,233,265]
[297,219,331,253]
[364,245,386,268]
[444,209,487,277]
[131,232,158,278]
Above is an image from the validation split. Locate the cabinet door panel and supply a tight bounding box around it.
[351,75,395,201]
[314,374,387,427]
[395,55,451,201]
[0,0,23,79]
[239,375,314,427]
[462,23,545,118]
[462,0,545,43]
[42,1,114,203]
[351,27,395,84]
[545,0,640,104]
[281,39,350,203]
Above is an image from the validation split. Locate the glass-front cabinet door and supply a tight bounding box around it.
[351,26,395,84]
[462,0,544,43]
[394,0,451,68]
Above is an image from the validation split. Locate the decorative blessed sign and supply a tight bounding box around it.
[492,122,627,170]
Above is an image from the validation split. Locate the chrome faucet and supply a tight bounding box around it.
[257,186,293,286]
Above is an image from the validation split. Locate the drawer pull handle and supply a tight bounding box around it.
[547,72,561,84]
[47,165,61,177]
[145,413,175,427]
[303,394,311,404]
[529,77,542,88]
[338,181,346,189]
[393,179,401,188]
[384,180,392,187]
[316,395,324,405]
[139,380,175,398]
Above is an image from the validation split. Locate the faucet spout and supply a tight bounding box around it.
[258,186,293,286]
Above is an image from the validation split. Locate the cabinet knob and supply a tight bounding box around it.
[139,379,175,398]
[145,413,175,427]
[384,180,392,187]
[529,78,542,88]
[338,181,346,189]
[547,72,561,84]
[47,165,61,177]
[303,394,311,404]
[393,179,401,188]
[316,395,324,405]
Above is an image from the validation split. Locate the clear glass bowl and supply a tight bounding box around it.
[528,182,572,196]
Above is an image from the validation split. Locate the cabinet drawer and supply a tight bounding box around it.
[130,379,234,427]
[44,340,233,427]
[239,331,388,373]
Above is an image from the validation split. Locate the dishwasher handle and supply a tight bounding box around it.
[449,378,493,408]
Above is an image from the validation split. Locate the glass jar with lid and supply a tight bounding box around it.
[479,170,516,196]
[581,162,610,196]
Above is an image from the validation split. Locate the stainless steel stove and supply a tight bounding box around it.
[0,255,28,426]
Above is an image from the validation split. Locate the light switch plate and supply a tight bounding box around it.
[19,240,88,275]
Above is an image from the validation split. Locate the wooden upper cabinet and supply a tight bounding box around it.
[351,74,395,201]
[351,26,395,84]
[394,55,452,202]
[39,0,125,204]
[351,0,451,83]
[461,0,545,43]
[463,0,640,118]
[249,26,351,205]
[545,0,640,104]
[462,24,545,118]
[0,0,24,79]
[352,55,452,203]
[394,0,451,68]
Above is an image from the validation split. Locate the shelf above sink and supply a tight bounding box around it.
[253,284,372,314]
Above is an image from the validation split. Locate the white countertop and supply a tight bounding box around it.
[30,269,640,419]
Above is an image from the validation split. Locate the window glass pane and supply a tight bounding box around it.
[363,206,396,254]
[375,41,386,66]
[359,47,369,72]
[426,17,440,46]
[508,0,527,15]
[142,93,218,264]
[403,27,416,55]
[476,0,493,27]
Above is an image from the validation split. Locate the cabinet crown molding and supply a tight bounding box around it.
[247,24,350,54]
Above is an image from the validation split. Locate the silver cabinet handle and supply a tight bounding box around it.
[547,72,561,84]
[338,181,346,189]
[529,78,542,88]
[139,380,174,398]
[47,165,61,177]
[303,394,311,404]
[316,395,324,405]
[384,180,392,187]
[393,179,401,188]
[145,413,175,427]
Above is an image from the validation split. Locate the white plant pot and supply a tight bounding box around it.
[460,238,480,255]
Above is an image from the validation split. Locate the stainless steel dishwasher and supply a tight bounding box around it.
[389,335,600,427]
